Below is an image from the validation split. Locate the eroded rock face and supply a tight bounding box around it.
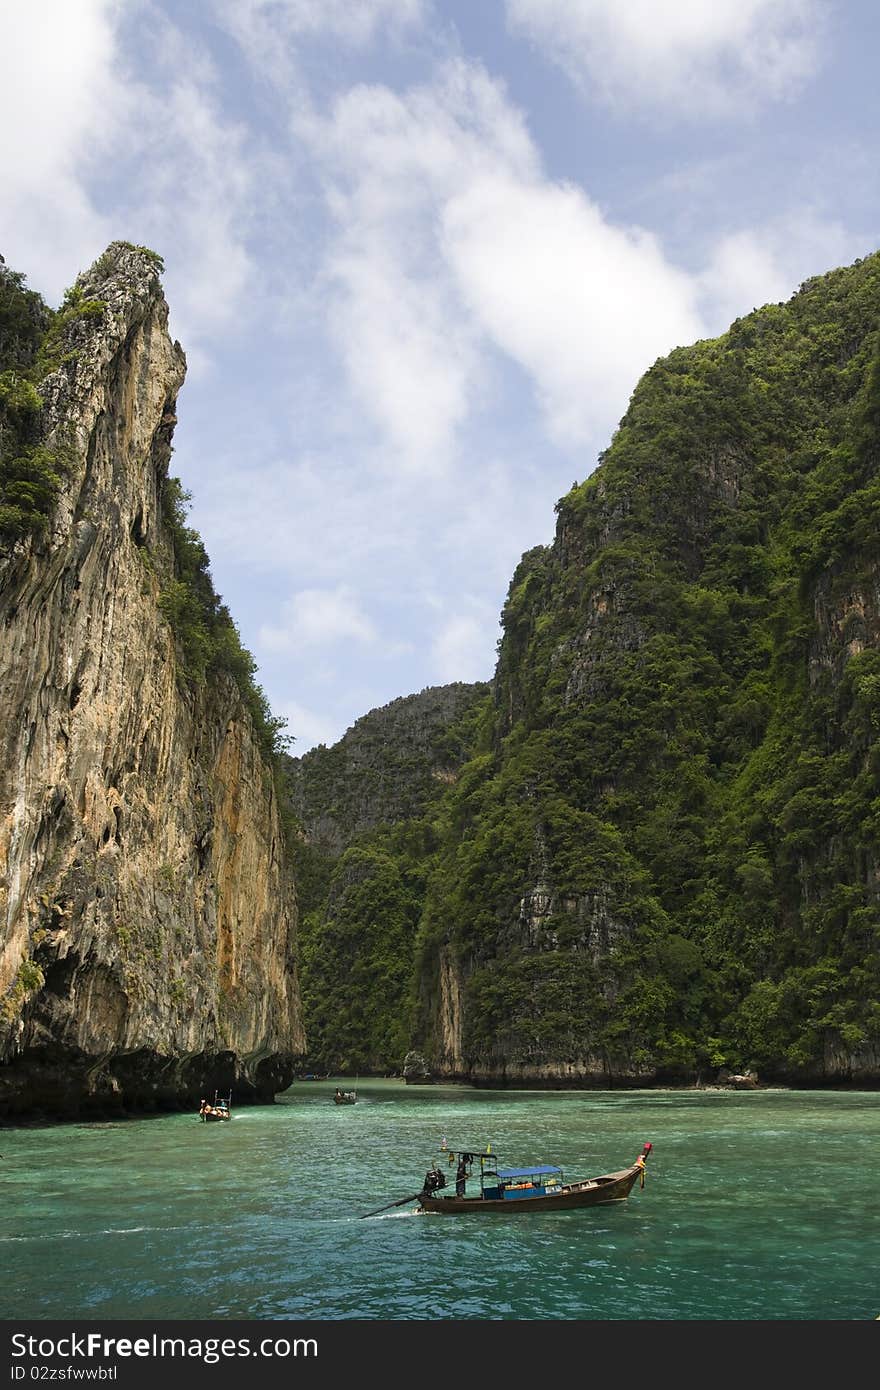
[402,1049,431,1083]
[0,244,303,1117]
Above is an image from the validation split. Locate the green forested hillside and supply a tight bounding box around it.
[286,684,489,1070]
[411,252,880,1083]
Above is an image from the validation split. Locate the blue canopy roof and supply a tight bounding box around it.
[495,1165,562,1179]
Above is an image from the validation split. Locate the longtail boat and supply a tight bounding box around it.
[198,1091,232,1122]
[333,1088,357,1105]
[361,1142,651,1218]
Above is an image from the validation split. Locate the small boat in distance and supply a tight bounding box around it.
[333,1087,357,1105]
[361,1142,651,1217]
[198,1092,232,1122]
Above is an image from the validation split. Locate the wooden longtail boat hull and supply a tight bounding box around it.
[418,1164,642,1214]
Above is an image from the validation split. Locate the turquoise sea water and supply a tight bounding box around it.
[1,1081,878,1321]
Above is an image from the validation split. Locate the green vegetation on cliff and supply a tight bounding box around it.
[0,260,64,543]
[287,684,490,1071]
[410,251,880,1082]
[295,252,880,1085]
[298,841,424,1069]
[158,476,289,758]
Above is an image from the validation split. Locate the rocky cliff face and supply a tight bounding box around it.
[0,244,303,1117]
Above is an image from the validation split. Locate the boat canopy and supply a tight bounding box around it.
[495,1165,562,1180]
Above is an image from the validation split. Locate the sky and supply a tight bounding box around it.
[2,1,878,752]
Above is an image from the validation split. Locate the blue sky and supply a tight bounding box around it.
[3,1,878,751]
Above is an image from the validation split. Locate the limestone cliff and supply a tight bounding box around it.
[0,244,303,1118]
[413,251,880,1088]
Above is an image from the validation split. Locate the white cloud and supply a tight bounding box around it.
[127,73,258,351]
[209,0,428,93]
[305,60,705,464]
[430,603,499,683]
[0,0,123,296]
[699,212,871,332]
[191,451,423,583]
[213,0,427,49]
[259,586,377,651]
[324,243,480,466]
[272,699,342,752]
[442,172,703,448]
[505,0,824,117]
[0,2,260,356]
[305,63,537,470]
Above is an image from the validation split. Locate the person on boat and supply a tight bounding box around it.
[422,1164,446,1195]
[455,1154,469,1197]
[335,1088,342,1099]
